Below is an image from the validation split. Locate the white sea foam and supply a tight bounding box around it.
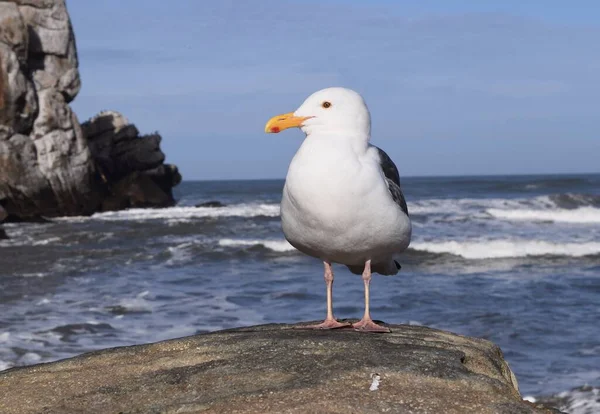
[487,207,600,223]
[166,242,195,265]
[79,204,281,222]
[411,239,600,259]
[0,233,61,248]
[559,387,600,414]
[218,238,296,252]
[411,195,600,225]
[532,386,600,414]
[409,196,552,216]
[114,291,154,313]
[21,273,47,278]
[32,237,61,246]
[19,352,42,365]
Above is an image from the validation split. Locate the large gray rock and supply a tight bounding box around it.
[0,0,99,218]
[0,0,180,219]
[0,322,560,414]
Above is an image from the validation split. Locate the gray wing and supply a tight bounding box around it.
[375,146,409,216]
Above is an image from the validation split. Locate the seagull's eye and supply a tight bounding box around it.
[322,101,332,109]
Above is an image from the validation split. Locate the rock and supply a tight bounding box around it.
[0,1,180,220]
[81,111,181,211]
[0,322,558,414]
[1,214,51,224]
[101,171,175,211]
[196,200,227,208]
[144,164,182,195]
[0,0,101,218]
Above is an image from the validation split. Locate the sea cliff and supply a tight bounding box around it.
[0,0,180,220]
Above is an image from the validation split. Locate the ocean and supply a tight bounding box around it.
[1,174,599,406]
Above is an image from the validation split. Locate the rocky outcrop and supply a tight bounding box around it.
[0,322,559,414]
[0,0,99,218]
[81,111,181,211]
[196,200,227,208]
[0,0,180,219]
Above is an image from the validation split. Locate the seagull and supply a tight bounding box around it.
[264,87,412,333]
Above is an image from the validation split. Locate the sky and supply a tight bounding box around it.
[68,0,600,180]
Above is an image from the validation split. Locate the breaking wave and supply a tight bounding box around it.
[49,192,600,226]
[61,204,281,222]
[409,193,600,224]
[410,239,600,259]
[487,207,600,223]
[528,386,600,414]
[548,193,600,209]
[218,238,296,252]
[217,237,600,260]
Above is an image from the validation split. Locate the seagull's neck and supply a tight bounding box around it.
[304,130,370,155]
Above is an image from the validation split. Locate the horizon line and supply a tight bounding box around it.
[177,171,600,183]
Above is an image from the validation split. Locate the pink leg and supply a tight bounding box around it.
[297,262,351,330]
[352,260,390,333]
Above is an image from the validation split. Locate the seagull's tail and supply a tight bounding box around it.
[346,260,401,276]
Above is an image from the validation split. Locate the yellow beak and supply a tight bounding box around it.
[264,112,311,133]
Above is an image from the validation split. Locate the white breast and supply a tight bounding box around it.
[281,137,411,266]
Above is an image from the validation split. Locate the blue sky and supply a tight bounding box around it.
[68,0,600,180]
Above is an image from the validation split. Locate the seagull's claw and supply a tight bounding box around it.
[295,319,352,330]
[352,318,391,333]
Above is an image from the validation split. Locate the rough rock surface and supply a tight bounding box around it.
[81,111,181,211]
[0,322,560,414]
[0,0,180,219]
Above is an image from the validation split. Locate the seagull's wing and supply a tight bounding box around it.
[374,146,409,216]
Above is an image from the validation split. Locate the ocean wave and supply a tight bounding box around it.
[410,239,600,259]
[165,242,195,266]
[487,207,600,223]
[61,204,281,222]
[549,193,600,209]
[409,193,600,225]
[106,291,153,315]
[218,238,296,252]
[50,193,600,225]
[32,237,61,246]
[409,196,551,218]
[0,233,62,247]
[529,385,600,414]
[411,193,600,215]
[0,360,12,371]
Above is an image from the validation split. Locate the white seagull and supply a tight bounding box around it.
[265,87,411,332]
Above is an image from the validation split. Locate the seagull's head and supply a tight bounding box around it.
[265,87,371,138]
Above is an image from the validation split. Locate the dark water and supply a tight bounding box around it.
[1,174,599,402]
